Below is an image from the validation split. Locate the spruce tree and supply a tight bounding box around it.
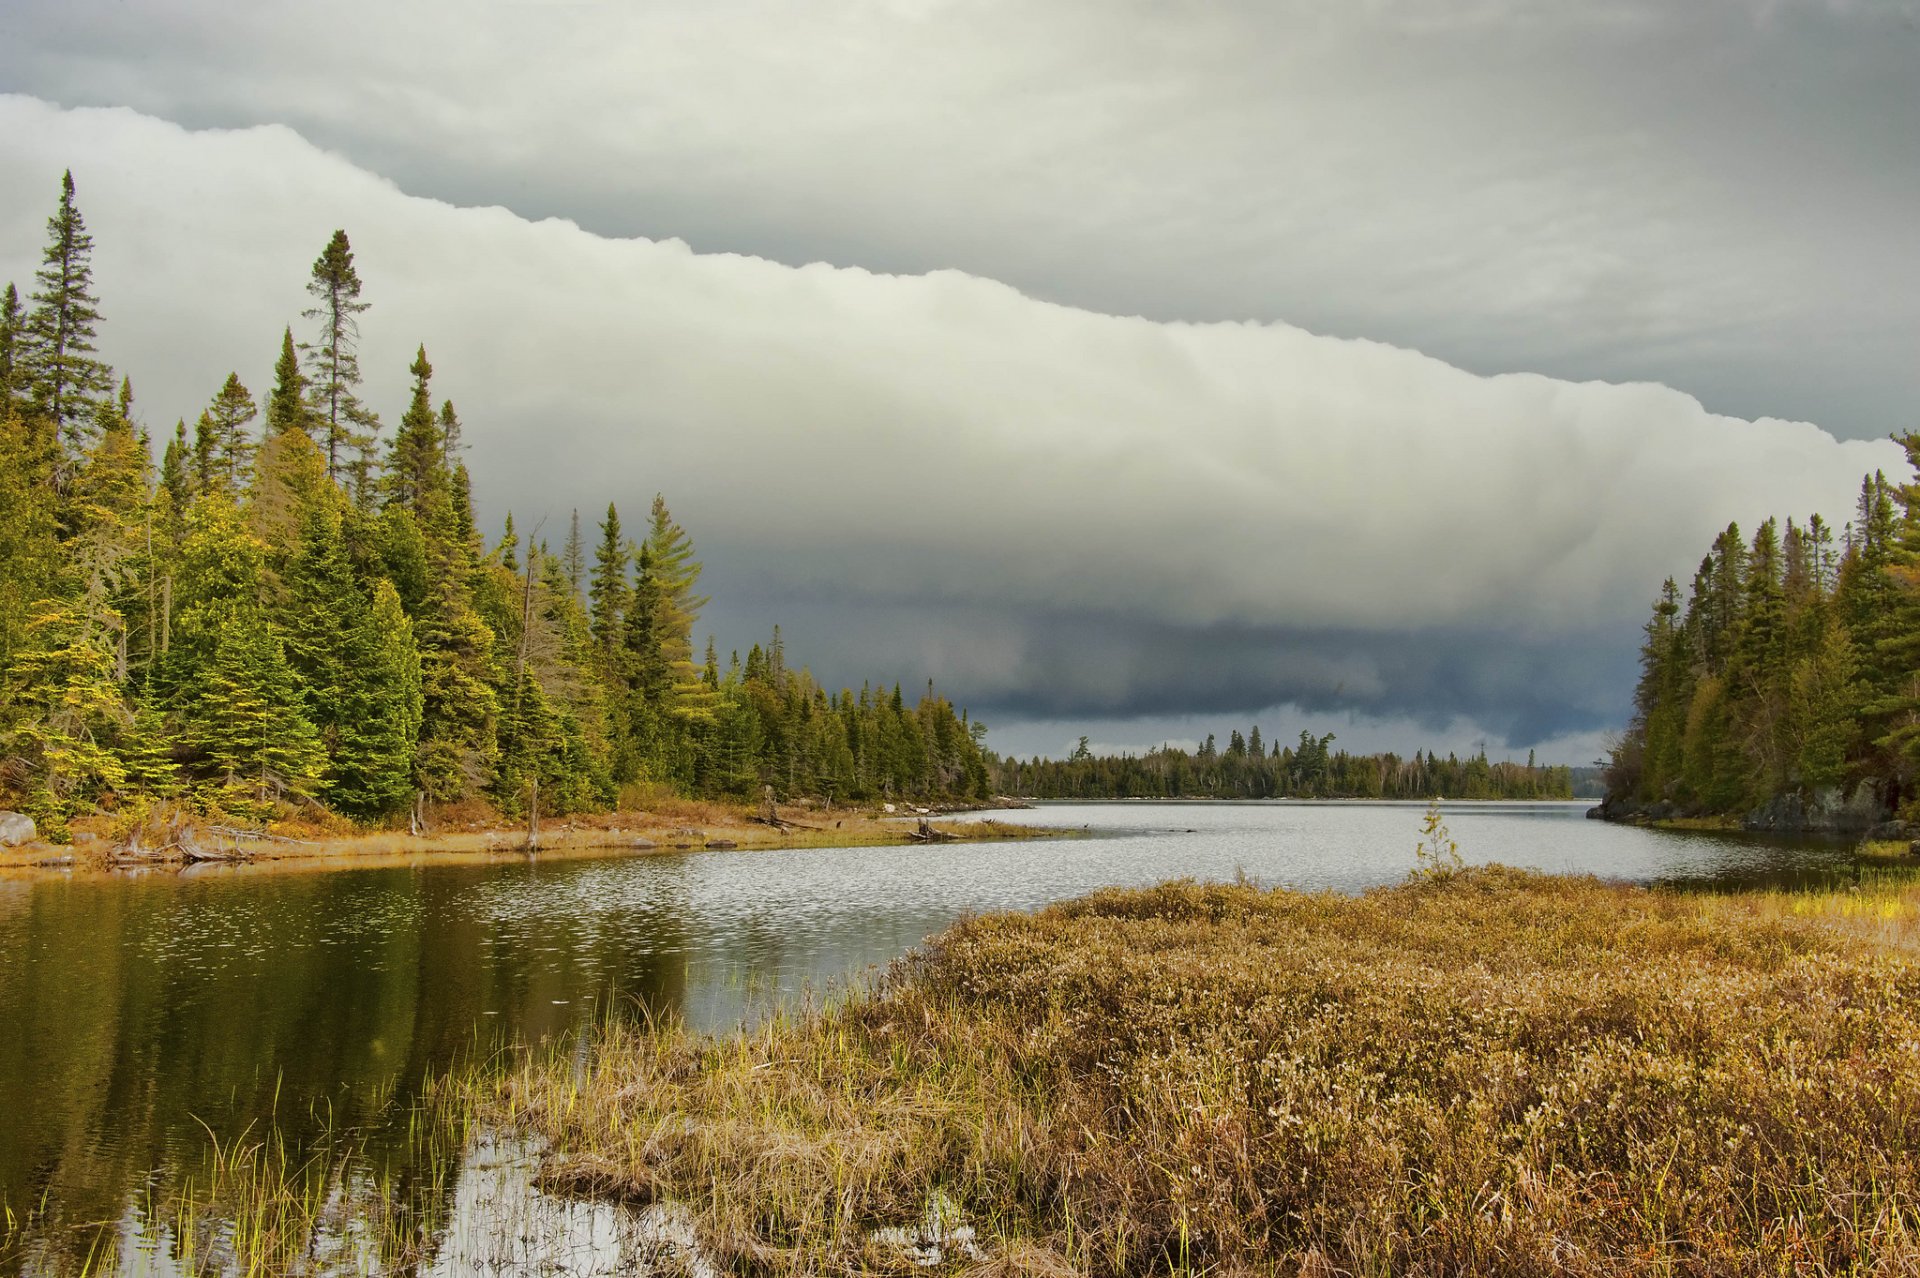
[562,508,585,598]
[197,373,259,492]
[438,399,463,464]
[299,229,378,486]
[384,345,444,512]
[0,408,62,668]
[184,613,326,817]
[265,326,310,436]
[24,171,112,448]
[0,600,131,831]
[0,283,22,417]
[588,503,627,656]
[281,502,421,816]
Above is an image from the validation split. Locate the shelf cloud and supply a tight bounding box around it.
[0,96,1902,758]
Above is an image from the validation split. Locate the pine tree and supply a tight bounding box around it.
[265,326,310,436]
[299,229,378,486]
[23,171,112,448]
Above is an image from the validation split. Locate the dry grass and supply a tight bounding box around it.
[496,867,1920,1276]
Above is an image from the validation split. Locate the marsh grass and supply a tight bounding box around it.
[496,867,1920,1276]
[2,1081,478,1277]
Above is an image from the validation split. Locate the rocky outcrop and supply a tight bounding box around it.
[1743,782,1892,836]
[1591,781,1895,836]
[0,811,35,847]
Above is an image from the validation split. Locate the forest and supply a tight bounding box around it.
[0,173,992,839]
[1605,450,1920,824]
[996,729,1574,800]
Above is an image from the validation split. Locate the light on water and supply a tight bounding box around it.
[0,803,1876,1272]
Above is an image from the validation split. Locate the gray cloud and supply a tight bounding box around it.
[1,1,1916,439]
[0,98,1901,761]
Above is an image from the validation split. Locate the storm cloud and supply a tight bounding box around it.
[3,0,1917,441]
[0,97,1899,760]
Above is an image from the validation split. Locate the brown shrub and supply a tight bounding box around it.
[496,867,1920,1276]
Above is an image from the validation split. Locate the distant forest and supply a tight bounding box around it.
[0,172,992,837]
[995,729,1575,800]
[1607,452,1920,822]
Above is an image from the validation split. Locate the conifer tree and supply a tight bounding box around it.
[299,229,378,487]
[281,501,421,816]
[196,373,259,492]
[183,613,326,817]
[384,346,444,512]
[588,503,627,656]
[438,400,463,464]
[265,326,310,436]
[0,600,130,831]
[0,282,22,416]
[0,408,61,668]
[562,508,585,598]
[24,171,112,447]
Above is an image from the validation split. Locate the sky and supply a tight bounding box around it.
[1,1,1915,764]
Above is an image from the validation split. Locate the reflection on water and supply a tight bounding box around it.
[0,801,1888,1273]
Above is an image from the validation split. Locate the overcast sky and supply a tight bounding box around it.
[2,1,1914,762]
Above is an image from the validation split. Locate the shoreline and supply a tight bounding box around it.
[0,799,1064,879]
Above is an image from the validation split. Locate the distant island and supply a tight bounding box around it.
[0,172,993,846]
[1601,455,1920,837]
[996,729,1576,800]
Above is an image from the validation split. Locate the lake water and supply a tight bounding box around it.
[0,801,1872,1273]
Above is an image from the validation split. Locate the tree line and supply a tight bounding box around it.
[0,172,990,837]
[1606,448,1920,820]
[996,728,1573,800]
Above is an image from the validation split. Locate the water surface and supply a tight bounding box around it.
[0,800,1871,1272]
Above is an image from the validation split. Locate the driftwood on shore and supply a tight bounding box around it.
[108,815,321,868]
[749,785,825,831]
[909,818,959,843]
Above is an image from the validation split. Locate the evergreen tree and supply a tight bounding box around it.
[195,373,259,492]
[299,229,378,488]
[438,399,463,464]
[183,612,326,817]
[384,346,444,512]
[23,171,112,447]
[0,600,130,831]
[588,503,627,656]
[0,408,62,668]
[562,508,585,598]
[0,282,22,417]
[265,326,310,436]
[281,501,421,817]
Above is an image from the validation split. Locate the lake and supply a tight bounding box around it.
[0,801,1871,1273]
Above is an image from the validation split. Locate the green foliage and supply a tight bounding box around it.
[1609,436,1920,820]
[1001,732,1570,800]
[23,171,112,447]
[299,229,378,491]
[0,191,991,828]
[1412,800,1463,877]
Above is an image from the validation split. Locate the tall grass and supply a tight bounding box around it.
[3,1080,476,1277]
[496,867,1920,1276]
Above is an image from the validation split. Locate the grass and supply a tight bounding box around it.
[493,866,1920,1276]
[3,1081,476,1277]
